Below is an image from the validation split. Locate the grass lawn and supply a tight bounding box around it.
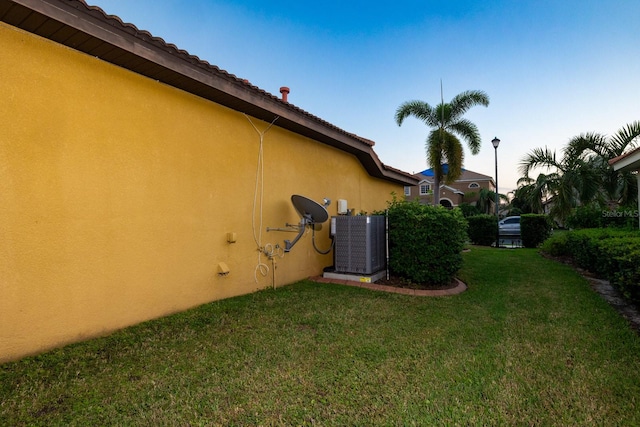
[2,247,640,425]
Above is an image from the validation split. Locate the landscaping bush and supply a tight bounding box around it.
[602,207,640,229]
[466,214,498,246]
[610,246,640,303]
[385,199,467,285]
[508,207,523,216]
[457,203,480,218]
[565,205,603,229]
[567,205,639,229]
[564,229,603,271]
[539,231,569,257]
[541,228,640,304]
[521,214,551,248]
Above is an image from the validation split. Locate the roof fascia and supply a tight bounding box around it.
[610,148,640,172]
[3,0,416,186]
[441,185,464,194]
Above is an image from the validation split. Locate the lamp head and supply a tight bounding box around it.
[491,137,501,149]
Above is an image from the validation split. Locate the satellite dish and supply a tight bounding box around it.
[283,195,329,252]
[291,195,329,224]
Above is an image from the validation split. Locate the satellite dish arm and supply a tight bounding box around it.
[284,218,309,252]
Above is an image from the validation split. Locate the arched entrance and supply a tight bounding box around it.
[440,199,453,209]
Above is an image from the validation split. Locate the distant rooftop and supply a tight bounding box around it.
[418,164,464,177]
[416,164,493,182]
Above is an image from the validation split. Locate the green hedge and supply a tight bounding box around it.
[521,214,551,248]
[467,215,497,246]
[385,199,467,285]
[565,205,603,229]
[457,203,481,218]
[566,205,640,229]
[539,231,570,257]
[541,228,640,303]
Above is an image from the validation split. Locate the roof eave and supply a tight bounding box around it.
[610,147,640,172]
[1,0,416,186]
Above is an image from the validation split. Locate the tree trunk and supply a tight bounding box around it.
[433,172,441,206]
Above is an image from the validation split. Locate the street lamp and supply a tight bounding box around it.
[492,137,501,247]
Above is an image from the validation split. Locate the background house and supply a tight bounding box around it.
[610,147,640,228]
[404,165,495,208]
[0,0,417,362]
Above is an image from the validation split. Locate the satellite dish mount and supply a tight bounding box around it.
[266,195,330,252]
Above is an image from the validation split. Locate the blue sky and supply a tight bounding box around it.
[97,0,639,193]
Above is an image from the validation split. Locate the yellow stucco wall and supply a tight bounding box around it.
[0,22,401,363]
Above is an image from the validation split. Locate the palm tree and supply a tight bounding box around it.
[519,121,640,222]
[476,187,508,215]
[563,121,640,208]
[395,90,489,206]
[511,174,561,217]
[519,146,599,222]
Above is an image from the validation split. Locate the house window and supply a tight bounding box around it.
[468,182,480,189]
[404,186,411,197]
[420,184,431,195]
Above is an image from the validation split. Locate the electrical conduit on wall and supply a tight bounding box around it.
[245,114,284,287]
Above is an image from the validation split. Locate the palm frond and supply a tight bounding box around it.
[394,101,435,126]
[427,130,445,179]
[475,188,493,214]
[448,119,481,154]
[564,133,607,160]
[565,160,601,204]
[610,120,640,156]
[517,176,534,186]
[530,173,559,213]
[442,132,463,183]
[518,146,561,177]
[448,90,490,121]
[552,179,578,221]
[432,103,452,128]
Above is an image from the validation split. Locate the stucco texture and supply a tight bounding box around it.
[0,23,400,362]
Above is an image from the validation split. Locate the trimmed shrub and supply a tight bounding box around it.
[564,229,600,270]
[539,231,569,257]
[457,203,480,218]
[467,214,498,246]
[567,205,639,229]
[521,214,551,248]
[565,205,603,229]
[602,207,640,228]
[611,247,640,303]
[386,199,467,285]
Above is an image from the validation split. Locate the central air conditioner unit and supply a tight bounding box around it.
[331,215,386,275]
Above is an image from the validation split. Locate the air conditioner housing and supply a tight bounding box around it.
[332,215,386,274]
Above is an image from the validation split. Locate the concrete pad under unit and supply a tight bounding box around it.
[322,270,387,283]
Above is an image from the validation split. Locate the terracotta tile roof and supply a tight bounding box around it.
[609,146,640,166]
[415,165,493,182]
[73,0,377,148]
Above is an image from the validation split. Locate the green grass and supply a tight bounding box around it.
[2,247,640,425]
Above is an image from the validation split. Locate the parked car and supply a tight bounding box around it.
[498,216,521,236]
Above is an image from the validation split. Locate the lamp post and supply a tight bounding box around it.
[492,137,501,247]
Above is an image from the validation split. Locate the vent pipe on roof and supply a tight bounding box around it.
[280,86,290,102]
